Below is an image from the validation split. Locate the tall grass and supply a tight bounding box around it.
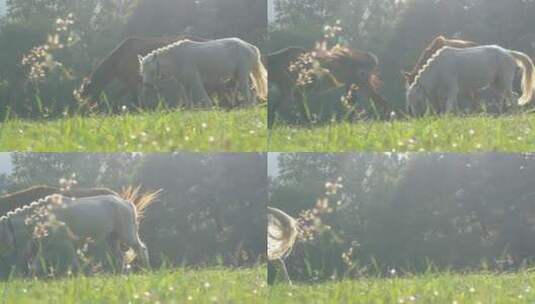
[0,266,266,303]
[269,270,535,303]
[0,107,267,152]
[269,114,535,152]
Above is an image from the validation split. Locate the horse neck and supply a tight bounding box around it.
[0,186,59,216]
[410,38,447,80]
[89,56,119,91]
[4,195,63,222]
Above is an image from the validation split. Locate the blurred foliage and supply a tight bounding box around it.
[270,153,535,281]
[0,153,267,267]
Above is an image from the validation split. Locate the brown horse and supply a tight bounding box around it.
[316,46,388,115]
[80,35,236,107]
[402,35,478,87]
[268,45,388,127]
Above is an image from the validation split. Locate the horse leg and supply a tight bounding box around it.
[174,81,188,108]
[120,222,150,270]
[267,261,278,285]
[268,82,293,128]
[445,84,460,114]
[230,82,241,108]
[139,85,147,109]
[188,72,212,108]
[92,237,122,273]
[279,259,292,285]
[239,79,253,106]
[498,66,517,112]
[66,242,80,275]
[233,71,250,106]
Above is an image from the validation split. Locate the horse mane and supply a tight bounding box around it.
[119,185,161,221]
[0,185,58,216]
[0,185,118,216]
[82,35,203,97]
[406,35,478,86]
[139,39,193,73]
[408,46,450,91]
[319,45,378,70]
[0,195,60,223]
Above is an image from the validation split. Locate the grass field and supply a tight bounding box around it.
[0,267,266,304]
[268,114,535,152]
[0,107,266,152]
[269,271,535,303]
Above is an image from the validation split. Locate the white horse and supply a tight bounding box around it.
[0,194,150,276]
[406,45,535,115]
[139,38,267,108]
[267,207,299,285]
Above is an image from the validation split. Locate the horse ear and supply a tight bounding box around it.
[138,55,143,64]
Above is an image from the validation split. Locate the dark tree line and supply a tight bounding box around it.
[270,153,535,281]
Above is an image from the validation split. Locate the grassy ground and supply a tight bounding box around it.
[269,271,535,303]
[0,107,266,152]
[0,267,266,304]
[269,114,535,152]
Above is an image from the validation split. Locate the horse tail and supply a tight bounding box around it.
[119,185,162,222]
[118,191,154,268]
[250,45,268,101]
[267,207,300,261]
[509,50,535,105]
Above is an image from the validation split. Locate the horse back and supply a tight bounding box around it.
[91,35,209,85]
[408,36,478,85]
[0,185,59,216]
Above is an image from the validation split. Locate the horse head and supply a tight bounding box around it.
[406,81,426,116]
[139,54,160,88]
[401,70,413,86]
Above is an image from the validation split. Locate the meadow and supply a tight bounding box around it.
[0,266,266,304]
[269,271,535,304]
[268,113,535,152]
[0,107,266,152]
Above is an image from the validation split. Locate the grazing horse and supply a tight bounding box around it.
[139,38,267,108]
[406,45,535,116]
[267,207,299,285]
[0,185,160,276]
[79,35,235,107]
[0,194,151,276]
[402,35,478,87]
[80,36,203,103]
